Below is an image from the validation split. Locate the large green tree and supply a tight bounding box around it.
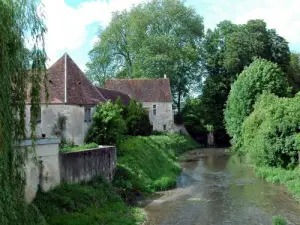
[199,19,290,134]
[87,0,204,113]
[224,58,290,148]
[0,0,47,223]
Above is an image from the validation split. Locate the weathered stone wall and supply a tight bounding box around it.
[25,104,96,145]
[22,138,61,203]
[60,146,116,183]
[142,102,174,131]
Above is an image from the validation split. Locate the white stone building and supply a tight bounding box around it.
[105,78,174,131]
[25,53,131,145]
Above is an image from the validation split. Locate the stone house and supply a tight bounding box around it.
[105,78,174,131]
[25,53,130,145]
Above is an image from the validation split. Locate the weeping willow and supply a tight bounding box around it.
[0,0,47,224]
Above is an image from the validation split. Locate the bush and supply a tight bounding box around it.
[273,216,287,225]
[32,177,145,225]
[241,93,300,168]
[224,58,290,148]
[85,101,126,145]
[125,100,152,136]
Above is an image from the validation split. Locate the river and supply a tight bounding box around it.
[142,149,300,225]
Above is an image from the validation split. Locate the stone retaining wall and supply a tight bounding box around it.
[59,146,116,183]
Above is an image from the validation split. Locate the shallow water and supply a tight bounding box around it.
[143,149,300,225]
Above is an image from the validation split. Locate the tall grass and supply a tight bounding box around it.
[31,177,145,225]
[255,166,300,202]
[114,133,200,198]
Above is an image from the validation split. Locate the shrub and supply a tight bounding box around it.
[273,216,287,225]
[224,58,290,148]
[241,93,300,168]
[85,101,126,145]
[125,100,152,136]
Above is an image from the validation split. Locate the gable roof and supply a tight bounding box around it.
[105,78,172,102]
[96,87,131,105]
[43,53,106,104]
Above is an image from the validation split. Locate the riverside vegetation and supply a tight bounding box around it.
[31,133,200,224]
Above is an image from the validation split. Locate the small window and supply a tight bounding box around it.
[30,107,41,124]
[84,108,92,123]
[153,104,156,116]
[163,124,167,131]
[37,109,41,124]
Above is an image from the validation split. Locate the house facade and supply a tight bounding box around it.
[105,78,174,132]
[25,53,131,145]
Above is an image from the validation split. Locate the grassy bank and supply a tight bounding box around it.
[31,177,145,225]
[32,133,200,224]
[114,133,200,196]
[255,166,300,202]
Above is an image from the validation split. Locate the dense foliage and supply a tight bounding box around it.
[224,59,290,147]
[199,20,290,138]
[240,93,300,168]
[87,0,204,113]
[0,0,47,224]
[124,100,152,136]
[32,177,145,225]
[85,101,126,145]
[114,134,200,199]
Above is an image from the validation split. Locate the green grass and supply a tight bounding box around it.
[273,216,287,225]
[32,134,199,224]
[31,177,145,225]
[255,166,300,201]
[60,143,98,153]
[114,133,200,198]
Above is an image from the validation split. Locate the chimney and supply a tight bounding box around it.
[164,74,167,79]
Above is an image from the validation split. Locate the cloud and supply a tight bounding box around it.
[234,0,300,45]
[42,0,145,65]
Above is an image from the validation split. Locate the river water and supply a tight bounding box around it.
[142,149,300,225]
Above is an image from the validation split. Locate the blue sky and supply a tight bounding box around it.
[42,0,300,71]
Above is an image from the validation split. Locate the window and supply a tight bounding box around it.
[37,109,41,124]
[30,107,41,124]
[163,124,166,131]
[153,104,156,116]
[84,107,92,123]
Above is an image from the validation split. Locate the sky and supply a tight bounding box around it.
[41,0,300,71]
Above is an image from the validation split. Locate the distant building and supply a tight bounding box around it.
[105,78,174,132]
[25,53,130,145]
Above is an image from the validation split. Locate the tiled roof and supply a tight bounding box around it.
[40,54,106,104]
[105,78,172,102]
[96,87,131,105]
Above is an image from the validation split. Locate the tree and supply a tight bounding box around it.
[0,0,47,223]
[85,101,126,145]
[241,93,300,168]
[199,19,290,139]
[287,52,300,93]
[125,100,152,136]
[87,0,204,114]
[224,58,290,148]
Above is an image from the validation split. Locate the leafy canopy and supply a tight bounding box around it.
[0,0,47,223]
[224,58,290,147]
[198,19,290,136]
[86,0,204,112]
[85,101,126,145]
[241,93,300,168]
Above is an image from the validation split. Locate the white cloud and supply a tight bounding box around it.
[42,0,145,65]
[234,0,300,45]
